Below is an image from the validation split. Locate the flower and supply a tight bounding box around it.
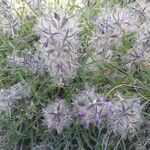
[24,0,48,14]
[34,10,80,85]
[0,0,20,37]
[90,6,139,46]
[7,50,49,74]
[123,21,150,69]
[0,81,31,113]
[129,0,150,25]
[42,98,72,133]
[73,86,114,127]
[87,5,140,74]
[107,94,142,134]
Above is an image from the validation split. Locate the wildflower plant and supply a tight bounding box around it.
[7,50,49,74]
[42,98,72,133]
[0,81,31,113]
[23,0,48,14]
[0,0,20,37]
[134,0,150,18]
[73,88,143,135]
[107,94,142,135]
[91,6,139,34]
[123,21,150,68]
[73,86,114,127]
[0,0,149,149]
[34,10,80,85]
[86,5,140,74]
[128,0,150,27]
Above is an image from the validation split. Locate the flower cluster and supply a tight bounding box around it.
[6,10,80,85]
[72,87,113,127]
[2,1,146,138]
[73,88,142,134]
[43,87,142,135]
[132,0,150,22]
[7,50,49,74]
[86,5,140,74]
[107,94,142,134]
[34,10,80,85]
[86,1,150,73]
[0,0,20,37]
[123,21,150,68]
[0,81,31,113]
[24,0,48,14]
[43,98,72,133]
[118,0,150,69]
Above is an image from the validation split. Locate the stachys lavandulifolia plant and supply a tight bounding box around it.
[42,98,72,133]
[86,5,140,74]
[0,81,31,114]
[24,0,48,15]
[107,93,142,135]
[130,0,150,23]
[0,0,20,37]
[7,50,49,75]
[35,10,80,85]
[123,21,150,69]
[73,86,114,128]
